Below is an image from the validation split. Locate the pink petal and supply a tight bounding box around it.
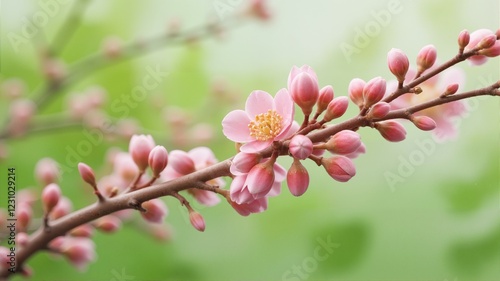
[245,90,274,119]
[277,121,300,140]
[240,140,273,153]
[439,68,465,90]
[188,147,217,169]
[222,110,253,143]
[267,181,282,197]
[273,88,295,139]
[273,163,287,182]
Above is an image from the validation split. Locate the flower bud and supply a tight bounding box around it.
[321,156,356,182]
[316,85,334,115]
[417,45,437,73]
[476,34,497,49]
[368,102,391,119]
[287,158,310,197]
[230,152,262,175]
[60,237,96,271]
[363,77,386,108]
[169,150,196,175]
[129,134,155,172]
[289,72,319,115]
[376,121,406,142]
[412,116,436,131]
[42,59,67,82]
[35,157,60,185]
[148,146,169,177]
[289,135,313,160]
[17,204,32,232]
[245,159,275,197]
[10,98,36,124]
[189,211,206,232]
[50,196,72,220]
[42,183,61,214]
[93,215,122,233]
[141,199,168,223]
[387,48,409,82]
[102,36,122,59]
[458,29,470,49]
[348,78,365,109]
[69,224,94,237]
[323,96,349,122]
[465,29,499,65]
[78,163,96,187]
[325,130,362,155]
[113,152,138,182]
[441,84,459,97]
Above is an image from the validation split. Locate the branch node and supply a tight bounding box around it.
[128,198,146,212]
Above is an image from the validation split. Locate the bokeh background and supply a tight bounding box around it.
[1,0,499,280]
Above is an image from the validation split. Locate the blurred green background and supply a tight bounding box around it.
[1,0,499,280]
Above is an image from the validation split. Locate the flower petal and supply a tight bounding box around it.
[222,110,253,143]
[240,140,272,153]
[245,90,274,119]
[274,88,295,138]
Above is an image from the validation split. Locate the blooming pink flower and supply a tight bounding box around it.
[388,68,466,139]
[464,29,500,65]
[222,89,295,153]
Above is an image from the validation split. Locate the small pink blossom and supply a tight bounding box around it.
[189,211,206,232]
[458,29,470,49]
[222,89,295,153]
[324,96,349,122]
[321,156,356,182]
[387,48,409,82]
[287,159,309,197]
[148,146,169,177]
[288,65,320,115]
[412,116,437,131]
[324,130,362,155]
[78,163,96,187]
[363,77,386,108]
[316,85,334,115]
[348,78,365,109]
[416,45,437,73]
[230,152,262,175]
[289,135,313,160]
[230,197,268,216]
[376,121,406,142]
[42,183,61,213]
[368,102,391,119]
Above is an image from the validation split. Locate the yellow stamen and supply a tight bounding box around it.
[248,110,283,141]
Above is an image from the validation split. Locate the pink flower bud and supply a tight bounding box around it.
[316,85,334,115]
[148,146,169,177]
[325,130,362,155]
[363,77,386,108]
[246,0,271,20]
[476,34,497,49]
[69,224,94,237]
[287,159,309,197]
[61,237,96,271]
[50,196,72,220]
[321,156,356,182]
[368,102,391,119]
[458,29,470,49]
[141,199,168,223]
[113,152,138,182]
[10,98,36,123]
[376,121,406,142]
[417,45,437,73]
[169,150,196,175]
[442,84,459,97]
[412,116,436,131]
[348,78,365,109]
[230,152,262,175]
[17,204,32,232]
[42,183,61,213]
[189,211,206,232]
[93,215,121,233]
[42,59,67,82]
[78,163,96,187]
[323,96,349,122]
[129,134,156,172]
[35,157,60,185]
[387,48,409,82]
[478,41,500,57]
[102,36,122,59]
[245,159,275,197]
[290,72,319,115]
[289,135,313,160]
[465,29,500,65]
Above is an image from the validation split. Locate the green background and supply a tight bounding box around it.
[1,0,499,280]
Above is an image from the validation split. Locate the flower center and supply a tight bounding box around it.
[248,110,283,141]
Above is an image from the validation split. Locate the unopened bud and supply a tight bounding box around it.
[289,135,313,160]
[323,96,349,122]
[458,29,470,49]
[417,45,437,73]
[141,199,168,223]
[148,146,169,177]
[316,85,334,115]
[387,48,409,82]
[42,183,61,213]
[363,77,386,108]
[412,116,436,131]
[69,224,94,237]
[245,159,275,197]
[325,130,362,155]
[321,156,356,182]
[368,102,391,119]
[93,215,121,233]
[169,150,196,175]
[441,84,459,97]
[348,78,365,109]
[50,196,72,220]
[289,72,319,115]
[376,121,406,142]
[129,134,156,172]
[476,34,497,49]
[287,158,310,197]
[189,211,206,232]
[78,163,96,187]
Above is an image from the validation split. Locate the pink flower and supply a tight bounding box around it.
[289,135,313,160]
[129,134,155,172]
[222,89,295,153]
[230,197,268,216]
[464,29,500,65]
[59,237,96,271]
[388,68,466,139]
[141,199,168,223]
